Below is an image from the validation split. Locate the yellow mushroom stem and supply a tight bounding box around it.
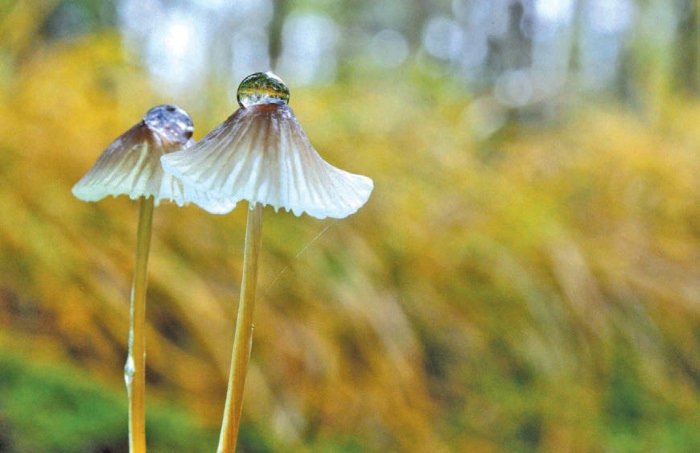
[125,195,155,453]
[218,201,264,453]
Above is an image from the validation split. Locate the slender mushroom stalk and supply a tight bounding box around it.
[161,72,373,452]
[123,194,154,453]
[217,201,263,452]
[72,105,196,453]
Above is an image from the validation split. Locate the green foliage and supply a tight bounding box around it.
[0,352,218,453]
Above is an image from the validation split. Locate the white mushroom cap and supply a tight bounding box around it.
[72,105,215,208]
[161,74,373,219]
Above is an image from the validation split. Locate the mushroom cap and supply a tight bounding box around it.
[72,105,210,207]
[160,102,374,219]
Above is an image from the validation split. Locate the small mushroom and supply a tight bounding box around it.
[160,72,373,452]
[160,72,373,218]
[72,105,196,205]
[72,104,196,453]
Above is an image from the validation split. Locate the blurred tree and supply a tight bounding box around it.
[42,0,117,40]
[269,0,288,69]
[674,0,700,95]
[485,1,532,77]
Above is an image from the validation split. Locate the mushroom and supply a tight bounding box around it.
[160,72,373,452]
[72,104,197,453]
[160,72,373,218]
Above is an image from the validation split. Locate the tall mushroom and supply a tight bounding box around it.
[72,104,201,453]
[161,72,373,452]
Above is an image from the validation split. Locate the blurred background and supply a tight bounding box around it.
[1,0,699,451]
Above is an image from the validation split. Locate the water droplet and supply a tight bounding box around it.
[124,355,135,391]
[237,72,290,108]
[144,104,194,144]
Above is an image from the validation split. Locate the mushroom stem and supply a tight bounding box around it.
[218,202,264,453]
[125,196,155,453]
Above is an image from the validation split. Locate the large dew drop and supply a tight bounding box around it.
[144,104,194,144]
[237,72,290,108]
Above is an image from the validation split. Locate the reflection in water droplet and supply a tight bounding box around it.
[237,71,290,108]
[143,104,194,144]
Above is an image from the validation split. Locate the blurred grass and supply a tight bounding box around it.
[0,346,220,452]
[0,18,699,453]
